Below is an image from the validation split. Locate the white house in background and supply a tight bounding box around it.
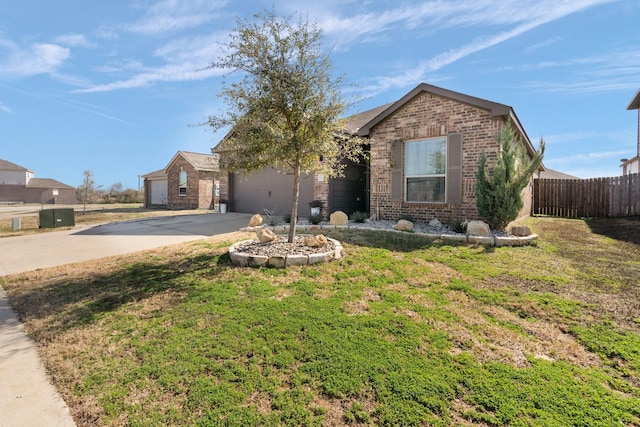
[621,88,640,175]
[0,158,77,204]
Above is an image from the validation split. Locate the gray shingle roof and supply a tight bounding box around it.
[0,159,31,172]
[173,151,219,171]
[26,178,74,189]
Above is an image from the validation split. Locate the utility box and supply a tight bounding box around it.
[39,208,75,228]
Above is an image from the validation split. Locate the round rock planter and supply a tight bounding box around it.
[229,236,345,268]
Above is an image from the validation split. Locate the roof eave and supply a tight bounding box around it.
[357,83,516,137]
[627,89,640,110]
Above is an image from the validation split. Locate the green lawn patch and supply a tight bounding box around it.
[3,218,640,425]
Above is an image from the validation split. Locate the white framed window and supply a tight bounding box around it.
[405,137,446,202]
[178,171,187,196]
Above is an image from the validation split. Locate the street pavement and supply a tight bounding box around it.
[0,212,251,426]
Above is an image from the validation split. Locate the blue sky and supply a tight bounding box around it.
[1,0,639,189]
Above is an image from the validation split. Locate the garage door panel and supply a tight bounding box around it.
[233,169,314,215]
[150,180,168,205]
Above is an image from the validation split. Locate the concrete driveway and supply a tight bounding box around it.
[0,212,252,276]
[0,212,252,426]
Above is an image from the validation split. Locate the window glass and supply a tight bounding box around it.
[405,137,447,202]
[179,171,187,196]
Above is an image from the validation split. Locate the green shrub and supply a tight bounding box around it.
[475,123,545,230]
[450,217,468,233]
[349,211,368,223]
[309,214,323,225]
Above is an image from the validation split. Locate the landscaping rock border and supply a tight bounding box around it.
[244,224,538,247]
[229,235,345,268]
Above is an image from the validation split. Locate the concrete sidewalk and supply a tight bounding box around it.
[0,213,251,426]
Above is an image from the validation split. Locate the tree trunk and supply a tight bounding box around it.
[288,162,301,243]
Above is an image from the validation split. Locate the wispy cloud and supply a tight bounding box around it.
[55,33,94,48]
[74,64,224,93]
[124,0,228,35]
[339,0,617,96]
[0,101,12,113]
[77,29,228,93]
[548,149,630,164]
[0,41,70,78]
[544,130,632,145]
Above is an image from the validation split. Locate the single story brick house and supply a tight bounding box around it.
[0,159,77,204]
[142,151,219,210]
[215,83,540,223]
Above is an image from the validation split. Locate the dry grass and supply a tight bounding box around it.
[2,216,640,425]
[0,205,209,237]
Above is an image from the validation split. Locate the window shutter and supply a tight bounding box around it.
[391,140,404,202]
[446,133,463,205]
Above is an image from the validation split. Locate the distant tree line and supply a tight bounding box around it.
[76,170,143,205]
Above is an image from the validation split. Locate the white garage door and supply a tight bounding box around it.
[150,179,168,205]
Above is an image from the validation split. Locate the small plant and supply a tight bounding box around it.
[350,211,368,223]
[262,209,280,226]
[309,213,323,225]
[450,217,468,233]
[283,214,293,224]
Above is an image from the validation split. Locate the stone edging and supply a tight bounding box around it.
[241,224,538,247]
[229,236,345,268]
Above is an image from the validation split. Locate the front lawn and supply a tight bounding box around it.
[3,217,640,426]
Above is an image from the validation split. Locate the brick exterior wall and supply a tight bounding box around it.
[167,157,215,209]
[368,91,528,223]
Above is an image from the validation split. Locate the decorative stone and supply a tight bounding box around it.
[248,214,263,227]
[467,235,495,246]
[256,228,277,243]
[429,219,442,228]
[267,256,286,268]
[308,253,327,264]
[304,234,328,247]
[248,255,269,267]
[394,219,414,232]
[510,225,531,237]
[466,220,491,237]
[330,211,348,226]
[286,254,308,266]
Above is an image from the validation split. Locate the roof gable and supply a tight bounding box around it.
[357,83,513,137]
[0,159,32,172]
[26,178,74,189]
[628,88,640,110]
[351,82,536,159]
[164,151,219,173]
[142,169,168,179]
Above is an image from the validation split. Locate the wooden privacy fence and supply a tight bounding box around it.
[533,173,640,218]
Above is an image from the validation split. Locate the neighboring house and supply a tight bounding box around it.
[538,169,580,180]
[0,158,77,204]
[215,83,540,223]
[621,88,640,175]
[142,151,219,210]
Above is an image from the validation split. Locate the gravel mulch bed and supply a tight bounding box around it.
[235,235,336,257]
